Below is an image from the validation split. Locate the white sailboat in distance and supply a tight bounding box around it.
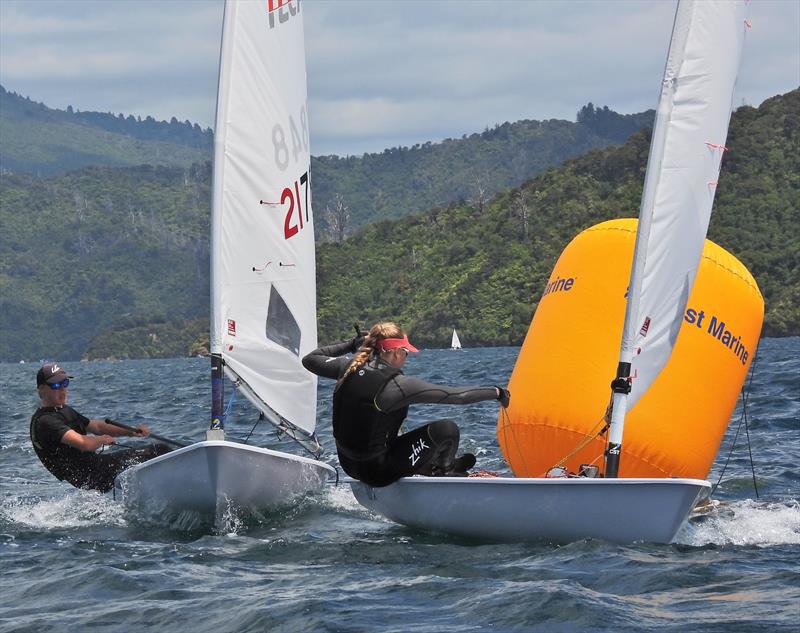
[348,0,752,544]
[451,329,462,350]
[115,0,335,524]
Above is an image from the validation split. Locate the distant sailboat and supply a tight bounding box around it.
[348,0,758,544]
[115,0,335,523]
[451,329,462,350]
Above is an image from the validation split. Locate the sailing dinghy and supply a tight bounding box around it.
[451,329,462,350]
[348,0,758,544]
[115,0,335,522]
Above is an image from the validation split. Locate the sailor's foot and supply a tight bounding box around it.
[446,453,476,476]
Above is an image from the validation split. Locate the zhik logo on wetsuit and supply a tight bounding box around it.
[408,438,429,466]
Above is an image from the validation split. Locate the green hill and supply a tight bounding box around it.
[0,91,796,361]
[0,86,212,176]
[1,85,653,234]
[312,104,654,234]
[315,91,799,346]
[0,163,212,361]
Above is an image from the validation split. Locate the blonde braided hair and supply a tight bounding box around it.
[337,321,406,386]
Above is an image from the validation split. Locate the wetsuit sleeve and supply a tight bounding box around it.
[302,340,357,380]
[376,374,498,412]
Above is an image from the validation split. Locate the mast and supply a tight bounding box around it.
[209,0,235,437]
[605,0,748,477]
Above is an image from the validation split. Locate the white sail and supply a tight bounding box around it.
[451,329,462,350]
[114,0,335,521]
[621,0,748,408]
[211,0,317,436]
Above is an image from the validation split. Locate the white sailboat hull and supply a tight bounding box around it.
[348,476,710,544]
[115,441,335,519]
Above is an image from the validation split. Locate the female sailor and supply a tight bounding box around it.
[302,321,510,486]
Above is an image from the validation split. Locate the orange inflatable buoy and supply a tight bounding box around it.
[498,219,764,479]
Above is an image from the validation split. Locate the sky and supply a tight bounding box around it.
[1,0,798,157]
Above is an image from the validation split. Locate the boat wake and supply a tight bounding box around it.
[1,489,126,530]
[679,498,800,546]
[323,482,366,514]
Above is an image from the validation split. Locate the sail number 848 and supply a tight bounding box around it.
[272,107,309,171]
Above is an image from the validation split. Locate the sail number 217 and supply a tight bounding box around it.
[280,171,309,240]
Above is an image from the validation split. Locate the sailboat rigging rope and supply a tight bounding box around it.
[240,410,323,459]
[499,406,608,477]
[223,390,236,427]
[242,412,262,445]
[711,340,761,499]
[549,413,609,475]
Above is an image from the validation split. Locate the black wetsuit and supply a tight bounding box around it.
[302,340,499,486]
[30,405,171,493]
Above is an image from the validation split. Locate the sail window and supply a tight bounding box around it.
[265,284,301,355]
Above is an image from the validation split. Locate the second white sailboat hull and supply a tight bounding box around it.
[115,441,335,520]
[348,476,709,544]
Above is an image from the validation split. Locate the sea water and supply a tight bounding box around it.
[1,340,798,632]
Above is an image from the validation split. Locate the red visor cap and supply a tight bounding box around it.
[377,336,419,353]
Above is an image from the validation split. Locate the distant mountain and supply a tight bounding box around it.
[0,86,212,176]
[1,90,794,361]
[0,85,654,234]
[312,105,654,236]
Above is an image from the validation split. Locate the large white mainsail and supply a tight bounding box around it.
[211,0,318,442]
[113,0,334,523]
[451,329,462,350]
[606,0,748,476]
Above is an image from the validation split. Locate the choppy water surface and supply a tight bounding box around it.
[1,340,798,632]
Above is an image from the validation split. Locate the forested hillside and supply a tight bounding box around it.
[315,91,798,347]
[0,86,212,176]
[312,105,654,234]
[1,85,652,233]
[0,90,795,361]
[0,163,211,361]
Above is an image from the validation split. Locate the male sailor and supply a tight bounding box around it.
[30,362,171,492]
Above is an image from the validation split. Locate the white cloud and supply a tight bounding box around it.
[1,0,797,156]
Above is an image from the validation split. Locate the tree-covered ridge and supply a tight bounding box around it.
[84,316,208,360]
[0,163,212,361]
[0,90,795,361]
[708,91,800,337]
[315,90,799,347]
[0,86,212,176]
[312,108,654,236]
[2,84,653,234]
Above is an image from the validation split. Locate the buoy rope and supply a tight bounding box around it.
[498,406,531,475]
[711,340,761,498]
